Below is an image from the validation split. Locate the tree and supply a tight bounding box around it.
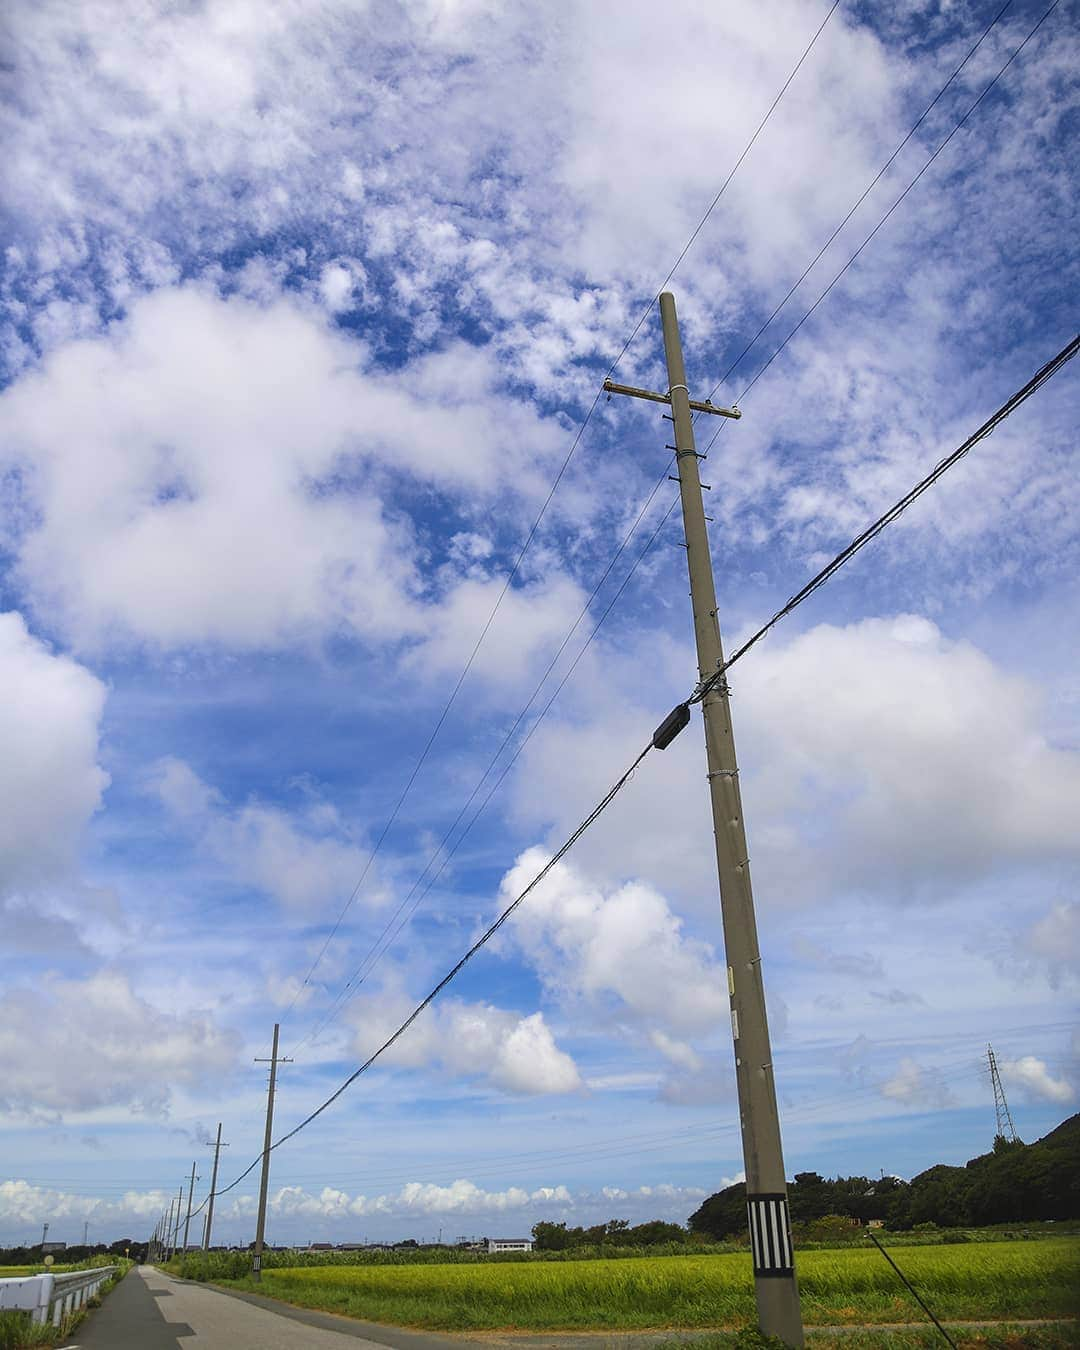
[689,1181,746,1239]
[531,1221,574,1251]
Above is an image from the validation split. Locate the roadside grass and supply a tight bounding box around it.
[653,1327,1080,1349]
[214,1239,1079,1332]
[0,1260,131,1349]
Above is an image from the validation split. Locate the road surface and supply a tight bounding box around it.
[70,1265,464,1350]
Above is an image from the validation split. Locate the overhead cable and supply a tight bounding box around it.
[289,468,674,1051]
[689,335,1078,705]
[282,0,841,1018]
[204,741,655,1205]
[700,0,1017,408]
[295,491,682,1049]
[703,0,1064,439]
[197,338,1075,1211]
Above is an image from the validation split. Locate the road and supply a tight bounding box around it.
[70,1265,465,1350]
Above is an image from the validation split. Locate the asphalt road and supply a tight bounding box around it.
[69,1265,462,1350]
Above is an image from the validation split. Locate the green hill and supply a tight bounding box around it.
[689,1113,1080,1237]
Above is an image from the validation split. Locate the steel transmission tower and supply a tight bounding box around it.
[987,1043,1018,1142]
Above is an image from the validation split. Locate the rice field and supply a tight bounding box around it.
[231,1239,1080,1331]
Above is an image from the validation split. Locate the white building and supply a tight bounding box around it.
[484,1237,533,1253]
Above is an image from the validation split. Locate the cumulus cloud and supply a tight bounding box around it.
[348,992,582,1097]
[0,612,108,896]
[513,616,1080,908]
[0,1176,705,1242]
[0,1180,173,1230]
[0,286,565,652]
[1002,1055,1074,1105]
[496,850,728,1036]
[0,972,239,1117]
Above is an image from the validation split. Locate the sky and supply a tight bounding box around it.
[0,0,1077,1250]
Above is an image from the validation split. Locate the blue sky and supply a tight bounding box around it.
[0,0,1077,1248]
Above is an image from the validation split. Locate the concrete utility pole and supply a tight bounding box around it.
[604,291,803,1346]
[163,1198,175,1259]
[182,1160,199,1252]
[172,1184,183,1258]
[252,1023,292,1281]
[203,1122,229,1250]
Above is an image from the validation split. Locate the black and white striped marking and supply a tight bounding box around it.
[747,1194,794,1277]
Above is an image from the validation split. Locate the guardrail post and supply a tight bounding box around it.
[34,1273,54,1326]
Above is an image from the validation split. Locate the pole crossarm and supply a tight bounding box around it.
[603,378,741,419]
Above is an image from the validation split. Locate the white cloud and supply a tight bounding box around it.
[0,612,109,896]
[1002,1055,1074,1105]
[881,1056,955,1110]
[1022,901,1080,987]
[150,757,379,915]
[0,286,565,652]
[0,1179,173,1229]
[0,971,239,1117]
[511,616,1080,909]
[739,616,1080,887]
[496,850,728,1037]
[348,992,581,1097]
[0,1176,706,1240]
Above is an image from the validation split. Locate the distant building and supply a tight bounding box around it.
[41,1242,67,1254]
[484,1237,533,1253]
[308,1243,333,1251]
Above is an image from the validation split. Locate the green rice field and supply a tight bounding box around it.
[225,1239,1080,1331]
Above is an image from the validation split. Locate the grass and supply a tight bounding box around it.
[214,1238,1079,1332]
[0,1260,131,1349]
[655,1328,1080,1349]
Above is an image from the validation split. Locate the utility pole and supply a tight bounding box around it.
[172,1184,183,1258]
[40,1221,48,1249]
[605,291,803,1346]
[252,1023,292,1281]
[163,1199,174,1259]
[182,1160,199,1252]
[203,1123,229,1250]
[83,1220,89,1247]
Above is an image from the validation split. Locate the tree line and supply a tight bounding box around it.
[689,1112,1079,1238]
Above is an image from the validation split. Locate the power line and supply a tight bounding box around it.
[296,489,681,1050]
[203,741,654,1206]
[183,1054,999,1222]
[689,334,1078,705]
[700,0,1017,407]
[289,466,674,1052]
[702,0,1064,435]
[197,336,1074,1212]
[281,0,841,1018]
[281,408,595,1019]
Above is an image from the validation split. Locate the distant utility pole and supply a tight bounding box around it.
[83,1220,89,1247]
[40,1221,48,1248]
[203,1123,229,1250]
[163,1199,174,1260]
[605,291,803,1347]
[987,1043,1019,1143]
[252,1023,292,1281]
[182,1160,199,1252]
[172,1184,183,1258]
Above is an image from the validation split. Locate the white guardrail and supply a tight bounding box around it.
[0,1265,119,1326]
